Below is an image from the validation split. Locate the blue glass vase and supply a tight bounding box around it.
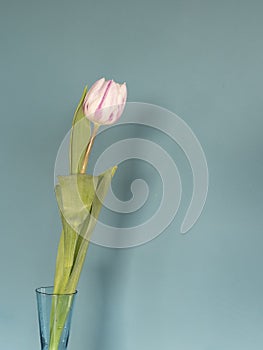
[36,286,77,350]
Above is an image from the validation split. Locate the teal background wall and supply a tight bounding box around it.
[1,0,263,349]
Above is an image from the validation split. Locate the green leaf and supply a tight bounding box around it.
[53,230,65,294]
[70,86,91,174]
[54,166,117,293]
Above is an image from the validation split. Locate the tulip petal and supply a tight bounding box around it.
[97,79,113,110]
[84,77,105,101]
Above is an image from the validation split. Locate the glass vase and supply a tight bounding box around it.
[36,286,77,350]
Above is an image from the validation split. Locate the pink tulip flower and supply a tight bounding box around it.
[83,78,127,125]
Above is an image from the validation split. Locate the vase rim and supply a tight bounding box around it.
[35,286,78,296]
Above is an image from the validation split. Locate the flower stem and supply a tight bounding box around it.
[80,123,99,174]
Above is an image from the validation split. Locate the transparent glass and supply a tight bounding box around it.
[36,286,77,350]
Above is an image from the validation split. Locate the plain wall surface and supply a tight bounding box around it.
[1,0,263,349]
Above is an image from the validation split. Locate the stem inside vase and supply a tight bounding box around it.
[36,287,77,350]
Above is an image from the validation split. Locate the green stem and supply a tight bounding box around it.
[80,123,99,174]
[49,294,74,350]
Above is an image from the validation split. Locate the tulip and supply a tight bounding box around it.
[79,78,127,174]
[83,77,127,125]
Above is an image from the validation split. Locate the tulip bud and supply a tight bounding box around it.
[83,78,127,125]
